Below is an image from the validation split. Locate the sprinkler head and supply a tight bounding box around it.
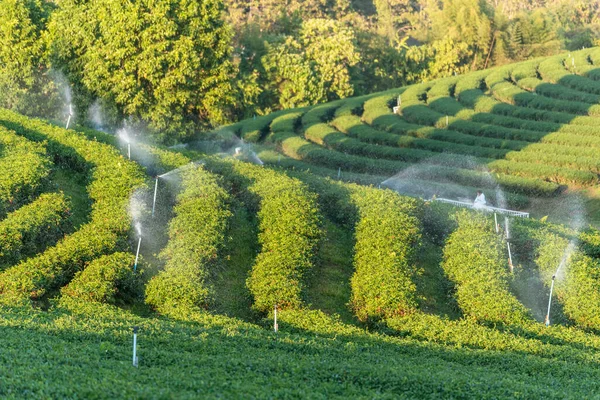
[133,326,139,334]
[544,316,550,327]
[552,275,556,280]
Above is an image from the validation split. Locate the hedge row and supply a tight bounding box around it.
[301,101,342,128]
[0,109,145,301]
[268,131,409,175]
[538,56,600,96]
[305,122,436,163]
[0,192,71,268]
[331,114,502,160]
[0,126,51,216]
[270,109,306,133]
[442,211,531,325]
[350,188,421,321]
[488,159,597,186]
[534,227,600,330]
[145,164,232,316]
[506,148,600,174]
[61,252,138,304]
[519,77,600,105]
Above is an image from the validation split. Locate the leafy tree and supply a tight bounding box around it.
[49,0,234,141]
[262,18,359,109]
[0,0,57,117]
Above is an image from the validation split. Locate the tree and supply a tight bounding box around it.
[262,18,360,109]
[0,0,58,117]
[49,0,235,141]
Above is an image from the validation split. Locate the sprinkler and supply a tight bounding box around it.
[445,115,449,127]
[151,176,159,218]
[127,142,131,160]
[65,103,73,129]
[274,304,278,332]
[337,167,341,180]
[133,231,142,272]
[545,276,556,326]
[494,213,499,234]
[132,326,139,367]
[505,216,514,272]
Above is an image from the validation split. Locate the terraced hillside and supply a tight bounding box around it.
[223,47,600,220]
[4,50,600,398]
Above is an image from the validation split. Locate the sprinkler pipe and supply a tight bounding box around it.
[133,235,142,272]
[545,276,556,326]
[494,213,499,234]
[274,304,278,332]
[151,176,159,218]
[65,104,73,130]
[127,142,131,160]
[132,326,139,367]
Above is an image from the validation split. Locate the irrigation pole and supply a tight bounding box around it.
[152,177,159,218]
[274,304,278,332]
[545,276,556,326]
[504,216,514,272]
[65,104,73,129]
[494,213,499,234]
[127,143,131,160]
[132,326,139,367]
[134,236,142,272]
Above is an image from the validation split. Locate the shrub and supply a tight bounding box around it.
[61,252,138,304]
[441,211,531,325]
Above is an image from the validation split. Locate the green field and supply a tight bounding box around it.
[2,49,600,398]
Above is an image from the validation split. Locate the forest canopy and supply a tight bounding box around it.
[0,0,598,141]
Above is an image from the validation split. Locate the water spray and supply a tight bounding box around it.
[274,304,278,332]
[151,177,159,218]
[132,326,139,367]
[65,103,73,129]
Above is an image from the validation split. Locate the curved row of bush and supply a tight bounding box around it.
[331,114,503,160]
[488,159,597,186]
[350,188,421,321]
[305,122,437,163]
[538,55,600,96]
[207,158,322,312]
[441,211,531,325]
[0,109,145,302]
[61,252,138,305]
[145,163,232,316]
[0,126,51,217]
[0,192,71,268]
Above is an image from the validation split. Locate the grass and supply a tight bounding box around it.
[305,219,357,325]
[212,203,259,322]
[49,168,90,230]
[414,240,460,319]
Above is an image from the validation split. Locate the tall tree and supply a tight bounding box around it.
[50,0,234,140]
[0,0,57,117]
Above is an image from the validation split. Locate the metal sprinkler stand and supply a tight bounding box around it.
[151,176,159,218]
[545,275,556,327]
[504,216,514,273]
[134,235,142,272]
[127,142,131,160]
[66,104,73,130]
[274,304,278,332]
[494,213,499,234]
[132,326,139,367]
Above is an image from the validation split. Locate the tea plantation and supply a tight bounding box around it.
[3,49,600,398]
